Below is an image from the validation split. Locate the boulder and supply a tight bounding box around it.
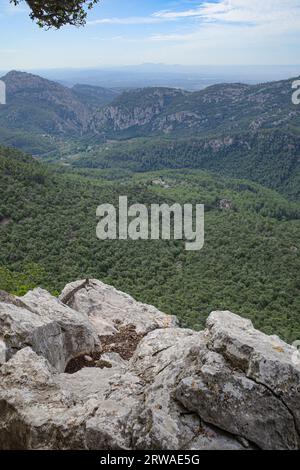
[59,279,178,336]
[129,327,245,450]
[206,311,300,433]
[0,288,99,371]
[176,350,298,449]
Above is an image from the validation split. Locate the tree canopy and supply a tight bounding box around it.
[11,0,100,28]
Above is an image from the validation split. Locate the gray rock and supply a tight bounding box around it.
[0,338,7,364]
[0,288,99,371]
[206,311,300,433]
[59,279,178,336]
[129,327,244,450]
[0,282,299,450]
[176,349,299,450]
[0,348,142,450]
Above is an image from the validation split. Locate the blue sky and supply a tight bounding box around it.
[1,0,300,69]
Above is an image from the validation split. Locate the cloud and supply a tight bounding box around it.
[88,1,300,32]
[87,16,171,26]
[199,0,300,28]
[149,0,300,43]
[153,8,203,19]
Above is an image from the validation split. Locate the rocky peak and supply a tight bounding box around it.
[0,279,299,450]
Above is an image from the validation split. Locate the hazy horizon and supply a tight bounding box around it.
[1,64,300,91]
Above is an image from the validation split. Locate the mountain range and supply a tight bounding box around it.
[1,70,300,200]
[1,70,300,139]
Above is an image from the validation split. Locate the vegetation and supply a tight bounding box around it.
[11,1,100,28]
[1,146,299,343]
[64,131,300,201]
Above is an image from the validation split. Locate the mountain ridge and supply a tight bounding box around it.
[1,70,300,140]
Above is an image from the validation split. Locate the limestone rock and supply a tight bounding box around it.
[59,279,178,336]
[0,288,99,371]
[0,281,299,450]
[206,311,300,433]
[176,349,298,450]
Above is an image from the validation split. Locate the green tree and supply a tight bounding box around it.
[11,0,100,28]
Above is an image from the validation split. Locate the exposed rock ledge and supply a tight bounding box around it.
[0,279,299,450]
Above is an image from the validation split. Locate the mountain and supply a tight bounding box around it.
[2,71,300,143]
[92,79,300,138]
[1,282,299,450]
[1,71,300,199]
[0,71,115,154]
[72,83,120,109]
[0,71,91,135]
[1,146,300,342]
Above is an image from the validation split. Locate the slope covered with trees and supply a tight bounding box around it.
[1,146,299,342]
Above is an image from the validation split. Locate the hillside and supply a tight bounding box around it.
[92,78,300,138]
[69,130,300,200]
[1,146,300,342]
[1,71,299,201]
[0,71,113,154]
[1,71,300,142]
[72,84,120,109]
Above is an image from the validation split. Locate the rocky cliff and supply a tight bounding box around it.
[0,279,299,450]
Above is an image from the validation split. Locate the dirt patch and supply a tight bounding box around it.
[0,217,12,227]
[65,324,144,374]
[99,324,144,361]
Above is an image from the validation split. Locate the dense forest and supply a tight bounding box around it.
[1,146,299,342]
[62,130,300,201]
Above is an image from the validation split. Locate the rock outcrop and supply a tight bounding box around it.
[0,279,299,450]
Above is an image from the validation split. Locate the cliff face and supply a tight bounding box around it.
[0,279,299,450]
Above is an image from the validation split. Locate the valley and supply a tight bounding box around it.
[0,71,299,343]
[0,146,299,343]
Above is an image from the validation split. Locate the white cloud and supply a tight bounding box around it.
[154,0,300,29]
[153,8,203,19]
[87,16,170,26]
[88,1,300,32]
[199,0,300,28]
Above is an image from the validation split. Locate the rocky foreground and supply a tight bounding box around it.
[0,279,299,450]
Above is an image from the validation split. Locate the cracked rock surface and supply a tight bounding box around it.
[0,280,299,450]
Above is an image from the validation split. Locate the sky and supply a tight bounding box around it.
[1,0,300,69]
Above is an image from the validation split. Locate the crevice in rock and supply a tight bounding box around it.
[60,279,90,306]
[152,345,173,357]
[99,324,144,361]
[65,324,144,374]
[207,343,300,439]
[65,350,102,374]
[246,372,300,440]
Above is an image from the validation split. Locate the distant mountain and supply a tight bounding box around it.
[1,70,300,198]
[37,64,300,90]
[1,70,300,143]
[72,84,120,109]
[92,79,300,138]
[0,71,119,154]
[0,71,91,135]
